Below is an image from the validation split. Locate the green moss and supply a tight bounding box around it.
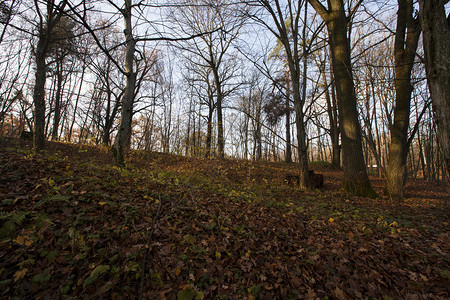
[342,180,378,198]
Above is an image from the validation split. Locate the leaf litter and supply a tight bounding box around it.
[0,139,448,299]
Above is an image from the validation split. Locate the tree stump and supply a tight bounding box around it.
[284,170,324,189]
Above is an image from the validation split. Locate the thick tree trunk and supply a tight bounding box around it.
[309,0,376,197]
[387,0,420,200]
[33,38,48,150]
[113,1,136,166]
[330,11,373,195]
[31,0,67,149]
[419,0,450,177]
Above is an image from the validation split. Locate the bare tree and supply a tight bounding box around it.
[68,0,221,165]
[308,0,376,197]
[386,0,421,200]
[0,40,30,138]
[182,56,217,157]
[0,0,21,45]
[170,0,245,158]
[31,0,70,150]
[419,0,450,177]
[249,0,311,188]
[313,43,340,169]
[46,16,77,141]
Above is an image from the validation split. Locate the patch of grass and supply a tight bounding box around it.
[309,160,331,167]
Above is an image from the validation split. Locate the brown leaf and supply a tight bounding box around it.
[333,287,347,300]
[14,268,28,282]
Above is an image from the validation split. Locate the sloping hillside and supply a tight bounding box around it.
[0,139,448,299]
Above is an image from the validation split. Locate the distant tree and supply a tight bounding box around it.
[0,0,20,44]
[0,41,29,138]
[313,44,340,169]
[250,0,311,188]
[250,89,265,161]
[69,0,220,166]
[268,46,293,163]
[87,30,125,145]
[181,55,217,157]
[170,0,245,158]
[47,16,77,141]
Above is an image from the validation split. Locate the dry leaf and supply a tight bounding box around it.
[15,235,33,246]
[14,268,28,282]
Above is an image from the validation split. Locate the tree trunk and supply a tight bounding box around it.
[113,0,136,167]
[293,47,309,188]
[164,93,173,153]
[212,67,225,158]
[309,0,375,197]
[244,105,249,160]
[386,0,420,200]
[419,0,450,177]
[33,37,48,150]
[51,60,63,141]
[285,71,292,163]
[322,59,340,169]
[185,99,192,156]
[255,111,262,161]
[205,104,214,158]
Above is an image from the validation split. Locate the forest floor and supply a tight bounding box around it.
[0,139,448,299]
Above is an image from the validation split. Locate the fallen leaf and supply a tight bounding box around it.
[14,235,33,246]
[14,268,28,282]
[333,287,346,300]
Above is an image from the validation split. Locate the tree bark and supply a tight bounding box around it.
[51,60,63,141]
[32,0,67,150]
[212,66,225,158]
[113,0,136,166]
[205,91,214,158]
[68,62,85,142]
[309,0,375,197]
[255,113,262,161]
[33,36,48,150]
[320,54,340,169]
[419,0,450,177]
[256,0,310,188]
[296,3,310,188]
[285,71,292,163]
[386,0,421,200]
